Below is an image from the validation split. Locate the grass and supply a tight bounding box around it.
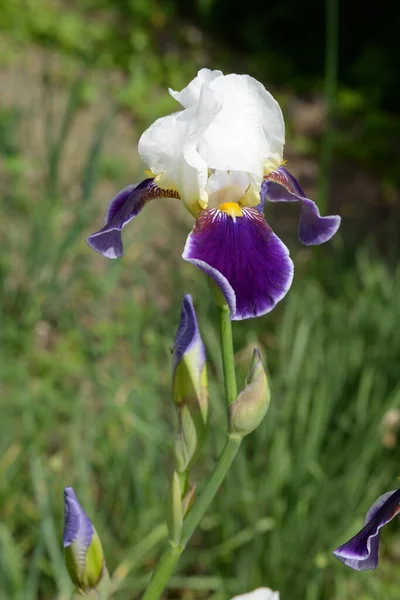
[1,26,400,600]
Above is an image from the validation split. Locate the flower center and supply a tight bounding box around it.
[219,202,243,217]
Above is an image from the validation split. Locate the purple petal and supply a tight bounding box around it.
[298,197,341,245]
[86,178,154,259]
[262,166,341,246]
[63,487,93,552]
[333,489,400,571]
[182,208,294,321]
[173,295,206,374]
[87,178,180,259]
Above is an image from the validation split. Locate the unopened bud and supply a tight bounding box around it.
[228,348,269,437]
[63,487,108,595]
[172,295,208,471]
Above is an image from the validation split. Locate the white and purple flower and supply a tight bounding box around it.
[87,69,340,320]
[333,488,400,571]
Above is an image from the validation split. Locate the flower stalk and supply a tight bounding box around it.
[142,435,241,600]
[218,304,238,406]
[142,301,242,600]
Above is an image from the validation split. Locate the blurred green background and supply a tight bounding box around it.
[1,0,400,598]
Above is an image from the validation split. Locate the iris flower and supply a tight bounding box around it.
[333,488,400,570]
[87,69,340,320]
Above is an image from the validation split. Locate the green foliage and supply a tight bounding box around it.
[0,3,399,599]
[1,85,400,597]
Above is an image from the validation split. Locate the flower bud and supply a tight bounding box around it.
[228,347,269,437]
[63,487,107,594]
[172,295,208,471]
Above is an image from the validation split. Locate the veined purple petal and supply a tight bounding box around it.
[182,208,294,320]
[333,488,400,571]
[173,295,206,374]
[87,179,180,259]
[262,166,341,246]
[63,487,93,555]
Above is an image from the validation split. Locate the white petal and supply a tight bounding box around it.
[231,588,280,600]
[206,170,250,207]
[198,74,285,176]
[169,68,224,108]
[138,86,222,213]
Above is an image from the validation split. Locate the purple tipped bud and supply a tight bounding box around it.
[228,348,269,437]
[172,295,208,472]
[63,487,106,593]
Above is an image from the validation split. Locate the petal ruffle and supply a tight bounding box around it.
[333,489,400,571]
[182,208,293,320]
[169,68,223,108]
[197,74,284,178]
[138,92,222,214]
[262,167,341,245]
[86,178,178,259]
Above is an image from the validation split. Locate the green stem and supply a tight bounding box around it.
[142,436,241,600]
[218,305,238,406]
[181,435,241,544]
[141,542,183,600]
[110,523,168,593]
[142,301,241,600]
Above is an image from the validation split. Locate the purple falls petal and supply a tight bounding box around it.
[182,207,294,321]
[63,487,93,553]
[298,196,341,245]
[173,295,206,375]
[86,178,153,259]
[262,166,341,246]
[86,178,182,259]
[333,489,400,571]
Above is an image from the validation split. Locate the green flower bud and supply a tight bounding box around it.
[228,348,270,437]
[63,487,108,595]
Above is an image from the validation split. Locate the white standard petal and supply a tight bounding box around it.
[169,68,223,108]
[138,87,222,214]
[197,74,285,177]
[231,588,280,600]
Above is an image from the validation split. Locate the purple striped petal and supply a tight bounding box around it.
[262,166,341,246]
[333,489,400,571]
[86,178,153,259]
[63,487,93,554]
[182,208,294,320]
[87,179,180,259]
[173,294,206,375]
